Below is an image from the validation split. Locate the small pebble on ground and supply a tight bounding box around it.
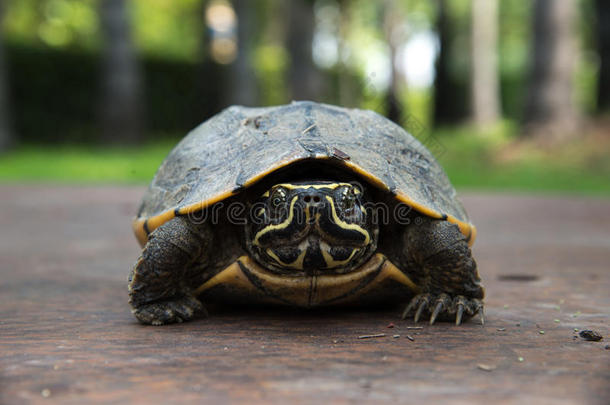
[578,330,603,342]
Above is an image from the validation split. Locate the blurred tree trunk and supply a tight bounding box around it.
[228,0,258,106]
[383,0,404,124]
[596,0,610,115]
[470,0,500,127]
[523,0,579,142]
[287,0,321,101]
[0,0,13,153]
[433,0,467,126]
[337,0,357,107]
[197,0,223,119]
[99,0,143,143]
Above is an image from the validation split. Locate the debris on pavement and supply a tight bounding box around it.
[578,330,603,342]
[477,364,496,372]
[358,333,386,339]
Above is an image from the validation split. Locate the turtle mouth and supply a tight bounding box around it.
[259,235,370,275]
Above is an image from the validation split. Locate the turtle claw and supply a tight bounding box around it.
[414,299,428,323]
[402,293,483,326]
[429,294,451,325]
[455,303,464,326]
[402,293,431,323]
[401,300,417,320]
[133,295,204,325]
[429,301,443,325]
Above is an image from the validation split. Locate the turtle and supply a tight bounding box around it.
[129,101,484,326]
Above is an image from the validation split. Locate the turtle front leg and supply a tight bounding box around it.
[128,216,212,325]
[400,217,484,325]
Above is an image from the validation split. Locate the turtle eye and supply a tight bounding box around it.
[337,186,356,212]
[270,187,288,210]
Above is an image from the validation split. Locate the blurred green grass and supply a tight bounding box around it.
[0,141,175,184]
[435,124,610,195]
[1,126,609,195]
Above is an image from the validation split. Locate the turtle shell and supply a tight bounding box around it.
[133,101,475,246]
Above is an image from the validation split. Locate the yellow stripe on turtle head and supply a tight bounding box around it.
[252,195,299,247]
[323,195,370,245]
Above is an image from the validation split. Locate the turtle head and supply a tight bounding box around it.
[245,181,378,274]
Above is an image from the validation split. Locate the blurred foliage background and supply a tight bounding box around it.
[0,0,608,194]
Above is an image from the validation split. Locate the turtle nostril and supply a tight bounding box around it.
[303,194,322,205]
